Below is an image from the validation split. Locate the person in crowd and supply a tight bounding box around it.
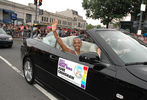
[47,26,52,33]
[40,29,47,38]
[60,29,65,37]
[52,19,101,57]
[143,33,147,41]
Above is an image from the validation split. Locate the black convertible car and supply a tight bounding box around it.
[0,28,13,48]
[21,29,147,100]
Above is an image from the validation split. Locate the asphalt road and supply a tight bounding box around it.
[0,38,59,100]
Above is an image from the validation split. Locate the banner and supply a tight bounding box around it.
[57,58,89,90]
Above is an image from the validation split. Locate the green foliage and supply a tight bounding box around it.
[86,24,95,30]
[113,22,120,28]
[97,25,102,28]
[82,0,147,28]
[130,0,147,15]
[82,0,131,28]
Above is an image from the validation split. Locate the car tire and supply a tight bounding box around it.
[23,58,35,85]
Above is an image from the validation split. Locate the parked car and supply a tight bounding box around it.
[0,28,13,48]
[21,29,147,100]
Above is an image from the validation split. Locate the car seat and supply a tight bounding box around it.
[56,36,98,53]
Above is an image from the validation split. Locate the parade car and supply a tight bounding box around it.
[21,29,147,100]
[0,28,13,48]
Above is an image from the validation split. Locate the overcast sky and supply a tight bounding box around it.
[8,0,130,26]
[8,0,104,26]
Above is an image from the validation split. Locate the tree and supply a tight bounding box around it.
[82,0,131,28]
[86,24,95,30]
[129,0,147,21]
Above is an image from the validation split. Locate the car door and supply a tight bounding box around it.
[86,60,116,100]
[46,47,117,100]
[29,39,59,86]
[31,33,117,100]
[39,36,117,100]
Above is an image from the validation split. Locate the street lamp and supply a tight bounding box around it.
[137,0,146,35]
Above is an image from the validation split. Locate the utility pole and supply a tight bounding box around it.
[34,0,42,24]
[35,1,38,24]
[34,0,38,24]
[137,0,146,35]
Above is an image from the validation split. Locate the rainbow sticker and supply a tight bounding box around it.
[80,66,88,89]
[74,66,88,89]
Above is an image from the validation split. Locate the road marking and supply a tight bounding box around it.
[0,56,23,77]
[34,84,58,100]
[0,56,58,100]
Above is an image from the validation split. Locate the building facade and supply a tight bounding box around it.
[0,0,87,30]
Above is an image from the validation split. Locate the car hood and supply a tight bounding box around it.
[127,65,147,82]
[0,34,11,38]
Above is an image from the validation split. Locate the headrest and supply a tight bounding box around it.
[61,36,78,48]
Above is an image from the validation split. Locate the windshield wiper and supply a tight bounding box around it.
[125,62,147,66]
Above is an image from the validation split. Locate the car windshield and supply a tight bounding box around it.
[0,28,7,34]
[97,30,147,64]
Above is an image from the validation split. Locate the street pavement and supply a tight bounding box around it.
[0,38,59,100]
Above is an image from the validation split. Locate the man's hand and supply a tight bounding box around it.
[97,48,101,58]
[52,19,58,32]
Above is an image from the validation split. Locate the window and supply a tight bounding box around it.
[58,20,61,25]
[55,33,99,55]
[0,28,7,34]
[63,21,67,25]
[97,30,147,64]
[50,18,54,23]
[50,18,52,23]
[42,33,57,47]
[78,23,81,27]
[73,17,77,21]
[47,18,48,22]
[26,14,32,23]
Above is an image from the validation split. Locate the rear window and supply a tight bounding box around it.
[0,28,7,34]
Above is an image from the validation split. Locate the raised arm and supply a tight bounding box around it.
[52,19,73,53]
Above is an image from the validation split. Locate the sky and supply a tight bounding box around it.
[7,0,104,26]
[8,0,130,26]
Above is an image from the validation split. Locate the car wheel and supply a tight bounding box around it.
[23,58,35,84]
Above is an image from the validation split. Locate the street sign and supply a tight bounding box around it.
[137,30,142,35]
[11,13,17,20]
[141,4,146,11]
[137,13,141,16]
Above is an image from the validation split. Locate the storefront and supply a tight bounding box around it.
[0,9,17,24]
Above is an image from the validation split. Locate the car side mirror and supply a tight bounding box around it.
[79,52,100,64]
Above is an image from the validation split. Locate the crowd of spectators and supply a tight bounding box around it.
[0,23,146,43]
[0,23,87,39]
[0,23,32,38]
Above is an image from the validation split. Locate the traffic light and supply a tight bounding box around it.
[39,0,42,6]
[34,0,37,5]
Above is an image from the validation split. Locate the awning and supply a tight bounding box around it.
[3,9,14,13]
[3,19,12,23]
[0,8,3,11]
